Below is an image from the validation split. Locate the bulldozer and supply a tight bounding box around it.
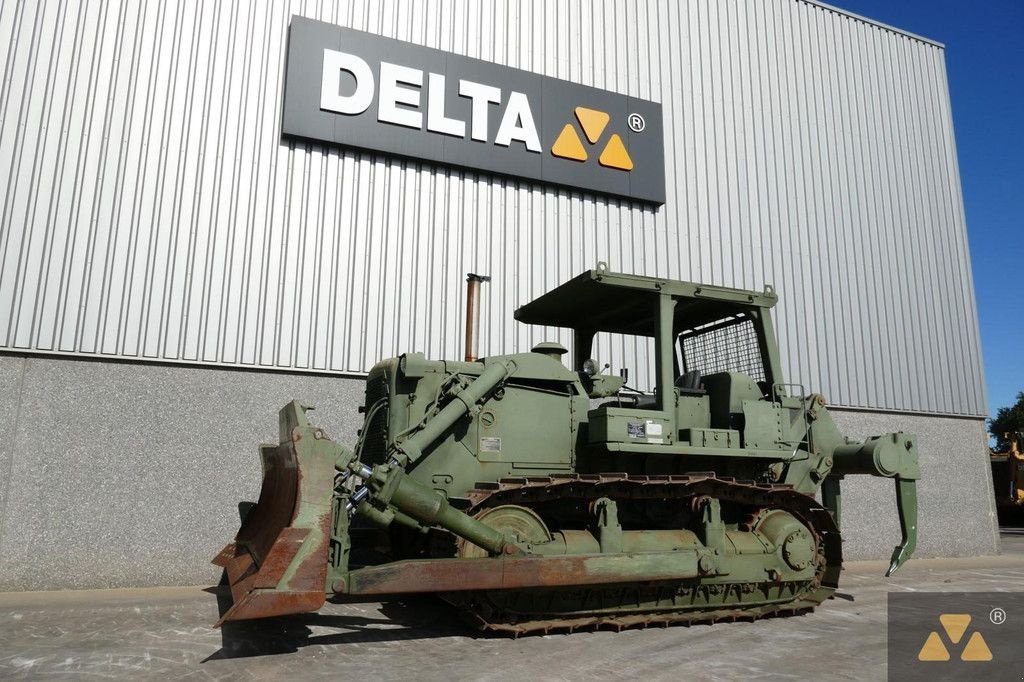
[213,266,920,634]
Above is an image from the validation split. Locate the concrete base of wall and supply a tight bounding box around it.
[0,355,366,592]
[829,409,999,561]
[0,355,1000,591]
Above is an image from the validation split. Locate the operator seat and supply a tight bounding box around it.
[675,369,705,396]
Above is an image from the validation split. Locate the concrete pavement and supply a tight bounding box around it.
[2,531,1023,681]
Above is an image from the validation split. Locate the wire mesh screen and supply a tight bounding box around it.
[681,316,765,382]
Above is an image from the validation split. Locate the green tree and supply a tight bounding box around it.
[990,391,1024,451]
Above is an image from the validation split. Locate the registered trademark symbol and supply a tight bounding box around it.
[627,113,646,133]
[990,607,1007,625]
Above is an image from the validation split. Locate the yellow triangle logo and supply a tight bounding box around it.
[939,614,971,644]
[551,124,587,161]
[917,631,950,661]
[598,134,633,171]
[960,632,993,661]
[574,107,609,143]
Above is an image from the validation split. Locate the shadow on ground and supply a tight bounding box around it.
[207,501,479,661]
[204,588,473,661]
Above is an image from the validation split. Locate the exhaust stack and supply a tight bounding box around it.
[464,273,491,361]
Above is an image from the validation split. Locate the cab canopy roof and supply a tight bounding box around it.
[514,269,776,336]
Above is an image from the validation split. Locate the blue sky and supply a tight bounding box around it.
[833,0,1023,423]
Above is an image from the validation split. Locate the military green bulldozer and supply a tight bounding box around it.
[213,266,919,634]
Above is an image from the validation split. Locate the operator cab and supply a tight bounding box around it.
[514,265,786,454]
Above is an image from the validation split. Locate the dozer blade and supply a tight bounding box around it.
[212,402,336,625]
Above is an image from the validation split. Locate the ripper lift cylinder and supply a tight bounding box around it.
[831,436,908,477]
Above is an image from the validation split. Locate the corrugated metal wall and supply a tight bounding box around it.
[0,0,985,416]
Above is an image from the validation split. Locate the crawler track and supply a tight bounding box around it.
[444,473,842,635]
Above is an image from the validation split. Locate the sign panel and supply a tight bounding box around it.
[282,17,666,205]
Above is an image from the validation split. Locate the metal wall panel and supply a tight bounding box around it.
[0,0,986,416]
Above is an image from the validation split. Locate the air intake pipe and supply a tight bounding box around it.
[464,273,491,361]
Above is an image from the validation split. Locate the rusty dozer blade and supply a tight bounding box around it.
[212,402,336,625]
